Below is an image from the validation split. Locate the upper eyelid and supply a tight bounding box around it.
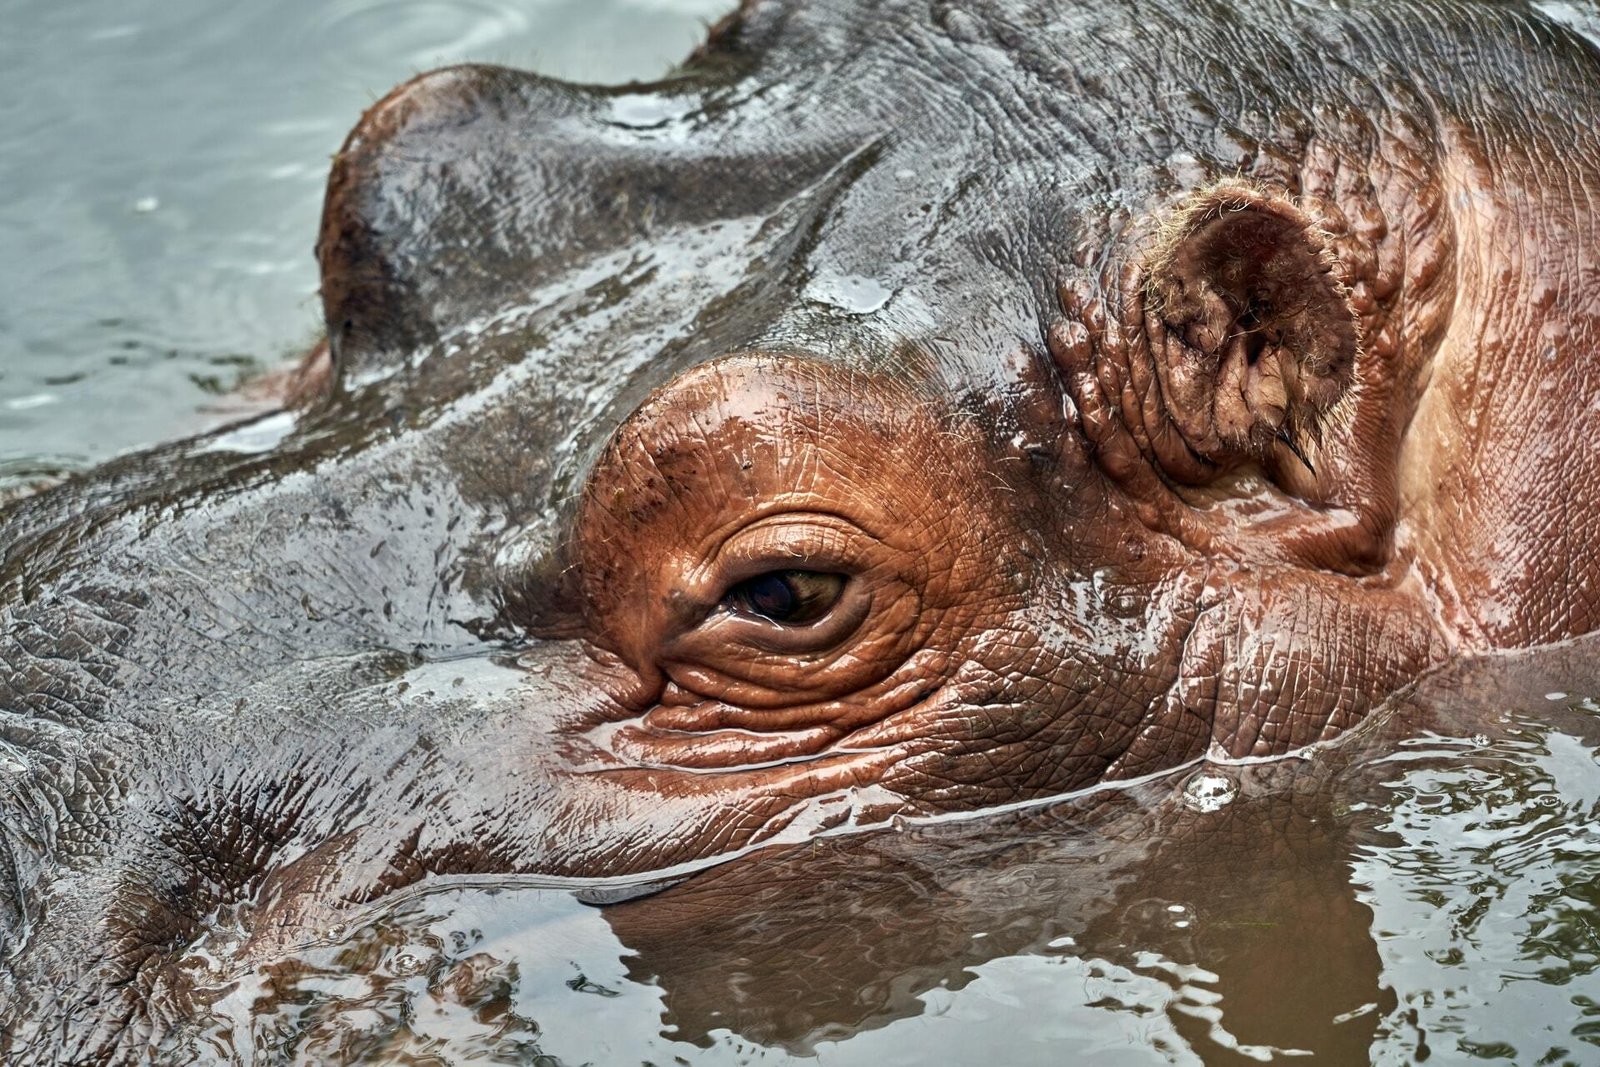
[708,513,870,573]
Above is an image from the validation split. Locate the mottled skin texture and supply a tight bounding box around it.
[2,0,1599,1059]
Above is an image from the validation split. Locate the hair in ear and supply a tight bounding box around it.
[1139,180,1361,476]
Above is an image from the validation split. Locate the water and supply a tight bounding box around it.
[110,639,1594,1064]
[0,0,732,493]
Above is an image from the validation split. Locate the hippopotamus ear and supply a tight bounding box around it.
[1140,182,1360,473]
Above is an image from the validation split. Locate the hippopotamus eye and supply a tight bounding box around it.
[725,570,845,625]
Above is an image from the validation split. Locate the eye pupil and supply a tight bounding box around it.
[745,572,797,618]
[727,570,844,625]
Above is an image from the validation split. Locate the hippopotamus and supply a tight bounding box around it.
[3,0,1599,1058]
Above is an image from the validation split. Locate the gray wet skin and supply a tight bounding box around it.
[3,0,1600,1058]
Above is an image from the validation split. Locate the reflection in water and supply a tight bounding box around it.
[157,639,1600,1064]
[1354,694,1600,1059]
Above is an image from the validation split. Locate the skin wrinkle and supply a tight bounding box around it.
[580,360,981,713]
[1395,98,1600,643]
[1103,567,1214,780]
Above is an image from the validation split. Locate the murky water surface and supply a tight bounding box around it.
[0,0,730,492]
[127,641,1596,1064]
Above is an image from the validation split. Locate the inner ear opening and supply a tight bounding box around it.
[1237,297,1270,366]
[1164,204,1350,391]
[1139,183,1361,473]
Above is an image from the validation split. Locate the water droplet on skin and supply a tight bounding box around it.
[1173,919,1191,929]
[606,92,694,129]
[1546,692,1569,702]
[1181,771,1238,813]
[1166,904,1187,914]
[804,273,894,315]
[199,409,296,454]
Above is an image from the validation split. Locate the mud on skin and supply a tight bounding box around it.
[2,0,1599,1059]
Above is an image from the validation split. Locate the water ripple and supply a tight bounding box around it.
[301,0,533,68]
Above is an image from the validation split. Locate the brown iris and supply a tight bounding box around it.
[725,570,845,625]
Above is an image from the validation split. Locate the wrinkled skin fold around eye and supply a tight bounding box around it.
[3,0,1600,1059]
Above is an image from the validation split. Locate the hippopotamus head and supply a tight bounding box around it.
[305,0,1465,855]
[10,0,1600,1053]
